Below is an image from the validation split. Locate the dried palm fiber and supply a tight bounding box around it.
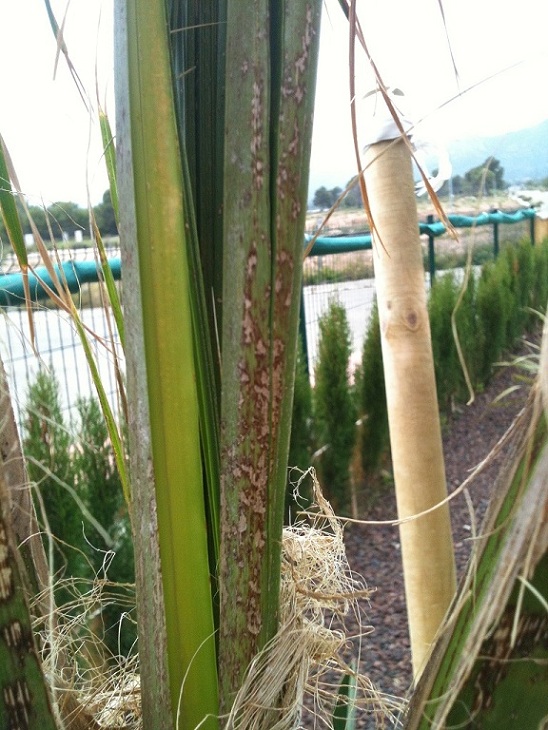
[224,468,397,730]
[30,565,140,730]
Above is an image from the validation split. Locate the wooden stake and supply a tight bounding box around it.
[363,138,456,678]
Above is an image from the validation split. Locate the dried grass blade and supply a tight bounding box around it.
[435,0,460,87]
[42,0,89,111]
[343,1,456,241]
[347,0,374,240]
[70,307,130,504]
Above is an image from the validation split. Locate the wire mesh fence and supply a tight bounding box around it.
[0,245,122,430]
[303,256,376,378]
[0,211,537,430]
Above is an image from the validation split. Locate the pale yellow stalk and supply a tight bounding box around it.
[364,138,456,678]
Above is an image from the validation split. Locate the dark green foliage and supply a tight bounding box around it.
[73,397,125,562]
[475,262,511,383]
[500,247,522,346]
[312,186,342,209]
[463,157,506,194]
[428,271,481,411]
[314,299,356,512]
[287,336,315,515]
[73,397,136,657]
[355,300,389,475]
[512,241,535,331]
[453,272,481,399]
[428,240,543,395]
[533,240,548,308]
[23,368,83,581]
[429,273,460,412]
[23,370,136,658]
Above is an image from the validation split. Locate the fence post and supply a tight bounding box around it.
[530,209,536,246]
[492,208,499,258]
[427,214,436,285]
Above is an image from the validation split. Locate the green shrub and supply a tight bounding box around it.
[355,299,389,475]
[287,336,315,514]
[454,272,481,396]
[314,299,356,512]
[73,397,136,657]
[23,369,136,657]
[428,273,460,411]
[533,240,548,309]
[310,237,548,499]
[475,262,511,382]
[501,245,525,344]
[429,271,482,410]
[513,241,535,329]
[23,368,84,581]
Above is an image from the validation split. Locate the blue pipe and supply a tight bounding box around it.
[0,258,122,307]
[0,207,537,305]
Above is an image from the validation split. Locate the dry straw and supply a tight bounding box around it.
[224,468,399,730]
[31,571,140,730]
[25,467,402,730]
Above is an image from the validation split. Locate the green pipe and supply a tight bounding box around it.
[0,258,121,306]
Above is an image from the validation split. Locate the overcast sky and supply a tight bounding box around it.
[1,0,547,207]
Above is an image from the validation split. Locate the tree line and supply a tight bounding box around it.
[0,190,118,243]
[311,157,508,209]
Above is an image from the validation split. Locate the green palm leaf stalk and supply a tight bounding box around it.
[218,0,322,707]
[404,382,548,729]
[115,0,218,727]
[116,0,322,724]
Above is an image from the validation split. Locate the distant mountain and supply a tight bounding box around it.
[447,120,548,184]
[307,119,548,205]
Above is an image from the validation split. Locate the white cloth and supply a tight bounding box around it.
[361,87,452,195]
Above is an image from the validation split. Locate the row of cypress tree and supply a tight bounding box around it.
[290,237,548,512]
[23,374,136,659]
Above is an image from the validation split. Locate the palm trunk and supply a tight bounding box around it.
[0,459,58,729]
[363,138,456,678]
[0,358,49,603]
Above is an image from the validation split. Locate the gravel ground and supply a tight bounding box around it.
[337,349,534,729]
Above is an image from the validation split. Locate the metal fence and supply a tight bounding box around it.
[0,209,538,428]
[301,207,536,376]
[0,246,122,429]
